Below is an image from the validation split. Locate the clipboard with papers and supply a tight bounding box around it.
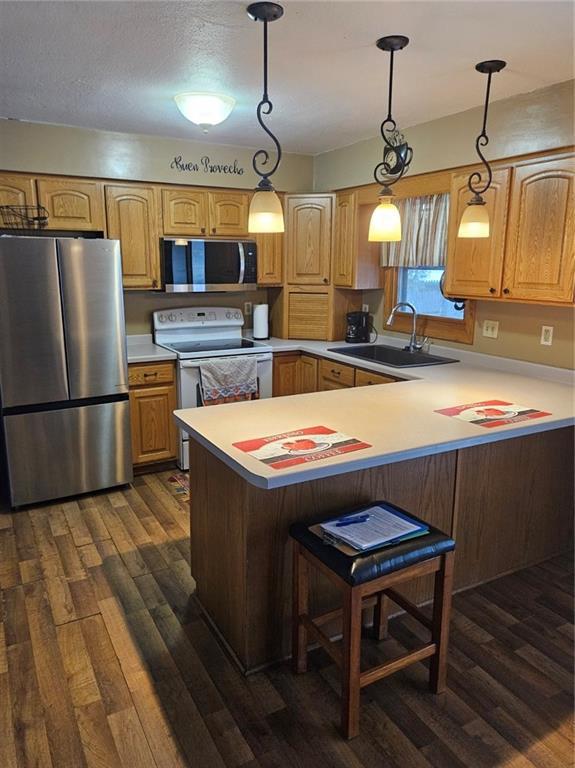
[314,503,430,554]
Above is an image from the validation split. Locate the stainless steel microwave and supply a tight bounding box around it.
[161,238,257,292]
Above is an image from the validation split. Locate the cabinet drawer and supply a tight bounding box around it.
[128,362,174,387]
[354,368,398,387]
[319,358,355,387]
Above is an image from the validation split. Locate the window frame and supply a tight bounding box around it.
[382,267,476,344]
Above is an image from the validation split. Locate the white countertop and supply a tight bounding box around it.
[174,336,575,489]
[127,334,177,363]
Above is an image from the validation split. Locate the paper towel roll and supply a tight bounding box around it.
[253,303,269,340]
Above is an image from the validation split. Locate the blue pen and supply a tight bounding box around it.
[335,514,370,527]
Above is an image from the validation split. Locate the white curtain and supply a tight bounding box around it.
[381,193,449,267]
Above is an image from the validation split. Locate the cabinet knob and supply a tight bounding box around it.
[201,227,206,234]
[323,277,329,284]
[152,279,158,288]
[503,288,510,295]
[489,287,496,294]
[212,227,216,234]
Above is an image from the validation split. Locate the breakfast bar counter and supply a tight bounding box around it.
[175,361,574,672]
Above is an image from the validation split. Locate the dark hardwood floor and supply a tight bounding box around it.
[0,471,573,767]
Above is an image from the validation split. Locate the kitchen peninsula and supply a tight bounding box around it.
[176,356,575,672]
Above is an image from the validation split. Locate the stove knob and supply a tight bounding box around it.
[234,311,241,319]
[158,314,165,323]
[168,313,176,322]
[226,312,232,319]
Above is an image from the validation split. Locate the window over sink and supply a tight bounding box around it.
[380,192,475,344]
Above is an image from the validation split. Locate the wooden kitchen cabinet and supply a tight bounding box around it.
[272,353,301,397]
[286,194,333,285]
[287,290,330,339]
[317,358,355,390]
[354,368,398,387]
[207,191,249,236]
[161,188,208,236]
[36,177,105,231]
[444,168,511,298]
[299,354,318,393]
[502,156,575,303]
[105,184,161,289]
[333,191,382,289]
[256,231,283,285]
[128,362,177,465]
[444,153,574,305]
[0,173,37,213]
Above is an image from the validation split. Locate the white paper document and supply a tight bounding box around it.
[320,504,428,552]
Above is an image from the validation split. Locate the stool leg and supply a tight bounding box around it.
[373,591,390,640]
[429,550,454,694]
[292,543,309,674]
[341,586,362,739]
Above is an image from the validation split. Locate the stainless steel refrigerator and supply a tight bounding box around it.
[0,236,132,507]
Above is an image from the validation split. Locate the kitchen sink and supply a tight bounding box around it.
[327,344,459,368]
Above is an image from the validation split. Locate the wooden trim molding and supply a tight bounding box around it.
[382,267,476,344]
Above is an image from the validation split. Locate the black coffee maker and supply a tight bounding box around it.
[345,311,370,343]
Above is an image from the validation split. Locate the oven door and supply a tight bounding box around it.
[162,239,257,292]
[176,353,272,470]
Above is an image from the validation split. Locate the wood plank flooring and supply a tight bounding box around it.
[0,471,573,768]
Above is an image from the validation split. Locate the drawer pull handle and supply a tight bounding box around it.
[143,372,158,378]
[330,369,341,376]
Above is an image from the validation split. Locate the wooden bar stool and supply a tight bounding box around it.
[290,502,455,739]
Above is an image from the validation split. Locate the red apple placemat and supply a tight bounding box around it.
[434,399,551,428]
[232,425,371,470]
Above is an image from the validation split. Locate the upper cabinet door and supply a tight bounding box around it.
[207,191,249,236]
[105,185,161,290]
[0,173,37,214]
[444,168,510,298]
[502,156,575,303]
[37,177,105,231]
[256,232,283,285]
[161,188,208,236]
[333,191,357,287]
[286,195,333,285]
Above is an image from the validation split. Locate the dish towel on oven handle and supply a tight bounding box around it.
[199,356,259,406]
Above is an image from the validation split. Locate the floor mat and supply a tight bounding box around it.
[167,471,190,502]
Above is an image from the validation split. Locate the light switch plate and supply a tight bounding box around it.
[362,303,369,313]
[540,325,553,345]
[482,320,499,339]
[244,301,252,316]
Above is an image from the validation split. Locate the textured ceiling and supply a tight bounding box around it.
[1,0,573,155]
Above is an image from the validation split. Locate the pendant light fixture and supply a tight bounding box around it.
[458,59,506,238]
[247,2,285,234]
[368,35,413,242]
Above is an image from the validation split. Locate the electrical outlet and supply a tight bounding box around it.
[362,303,369,313]
[540,325,553,346]
[244,301,252,316]
[482,320,499,339]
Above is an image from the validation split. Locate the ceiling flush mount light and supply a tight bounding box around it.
[369,35,413,243]
[458,59,506,238]
[174,92,236,133]
[246,2,285,233]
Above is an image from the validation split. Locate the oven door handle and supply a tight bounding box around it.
[180,353,272,368]
[238,242,245,284]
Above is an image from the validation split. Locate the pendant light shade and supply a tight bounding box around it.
[458,198,490,238]
[368,35,413,243]
[248,188,285,233]
[247,2,285,234]
[369,196,401,242]
[458,59,506,239]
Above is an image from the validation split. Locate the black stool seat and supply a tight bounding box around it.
[289,502,455,587]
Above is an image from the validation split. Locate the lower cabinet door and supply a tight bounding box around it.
[130,384,177,464]
[272,353,300,397]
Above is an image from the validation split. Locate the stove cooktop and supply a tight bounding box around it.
[165,339,257,353]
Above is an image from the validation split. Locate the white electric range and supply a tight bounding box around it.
[153,307,273,470]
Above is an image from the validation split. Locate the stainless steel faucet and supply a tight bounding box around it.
[386,302,428,353]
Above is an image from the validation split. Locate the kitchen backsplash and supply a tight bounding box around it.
[123,289,269,335]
